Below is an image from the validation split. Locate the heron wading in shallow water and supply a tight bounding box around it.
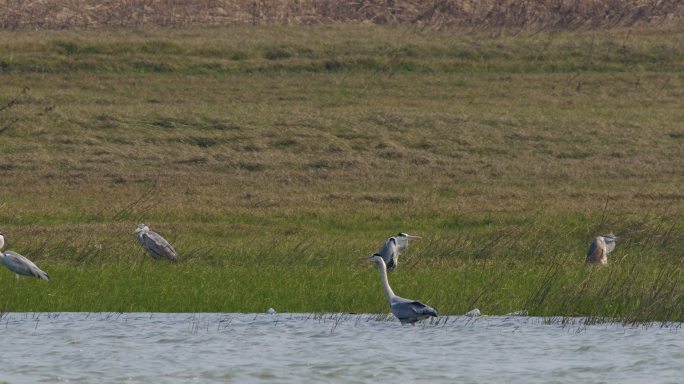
[371,232,422,272]
[586,233,617,266]
[0,231,49,281]
[369,254,437,325]
[135,224,178,262]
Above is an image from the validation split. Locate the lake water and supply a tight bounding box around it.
[0,312,681,383]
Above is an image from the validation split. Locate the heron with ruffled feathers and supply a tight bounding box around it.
[371,232,422,272]
[586,233,617,265]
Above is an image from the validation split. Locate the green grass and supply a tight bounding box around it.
[0,25,682,321]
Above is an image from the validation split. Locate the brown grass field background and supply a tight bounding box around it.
[1,0,683,30]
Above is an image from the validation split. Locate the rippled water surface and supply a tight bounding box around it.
[0,313,681,383]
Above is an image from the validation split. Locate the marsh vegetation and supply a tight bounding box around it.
[0,20,682,321]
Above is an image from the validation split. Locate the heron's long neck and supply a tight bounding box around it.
[376,259,396,302]
[0,236,4,251]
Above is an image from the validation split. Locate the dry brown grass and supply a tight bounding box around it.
[1,0,683,30]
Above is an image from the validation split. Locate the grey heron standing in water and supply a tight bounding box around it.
[0,231,49,281]
[369,254,437,325]
[586,233,617,265]
[135,224,178,262]
[371,232,422,272]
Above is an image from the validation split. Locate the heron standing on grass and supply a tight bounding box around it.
[369,255,437,325]
[586,233,617,265]
[372,232,422,272]
[135,224,178,262]
[0,231,50,281]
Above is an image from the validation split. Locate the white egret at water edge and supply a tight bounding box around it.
[135,224,178,262]
[0,231,49,281]
[371,232,422,272]
[586,233,617,266]
[369,255,437,325]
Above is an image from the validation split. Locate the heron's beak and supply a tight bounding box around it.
[405,235,422,240]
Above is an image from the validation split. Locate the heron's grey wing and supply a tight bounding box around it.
[141,232,178,261]
[604,240,616,253]
[1,251,49,280]
[377,239,397,271]
[586,239,601,262]
[407,301,438,317]
[0,251,29,274]
[391,300,437,321]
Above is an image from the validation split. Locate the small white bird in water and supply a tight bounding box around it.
[586,233,617,266]
[369,255,437,325]
[505,310,528,317]
[371,232,422,272]
[135,224,178,262]
[0,231,49,281]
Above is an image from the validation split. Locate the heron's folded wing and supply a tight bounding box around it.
[377,238,397,269]
[408,301,438,316]
[142,232,178,260]
[605,241,616,253]
[2,251,49,279]
[377,239,394,259]
[2,251,33,274]
[392,300,436,317]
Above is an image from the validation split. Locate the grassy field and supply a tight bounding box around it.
[0,24,682,321]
